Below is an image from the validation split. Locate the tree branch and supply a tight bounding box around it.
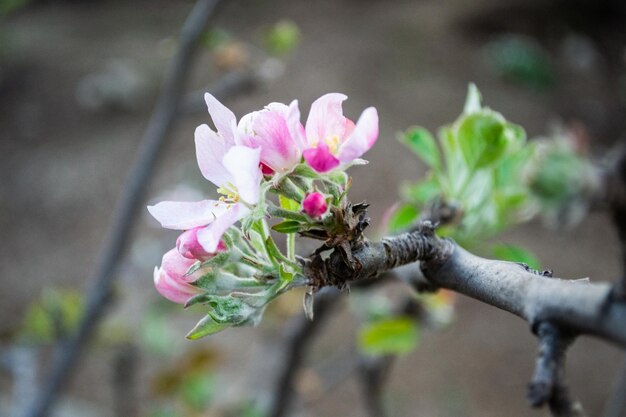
[608,145,626,298]
[309,223,626,347]
[21,1,227,416]
[528,322,586,417]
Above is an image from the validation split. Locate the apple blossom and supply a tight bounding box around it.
[177,226,227,260]
[302,192,328,218]
[303,93,379,173]
[153,248,203,304]
[237,100,306,173]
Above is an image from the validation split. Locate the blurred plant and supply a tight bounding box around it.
[18,289,83,344]
[263,20,300,57]
[485,34,556,89]
[0,0,29,16]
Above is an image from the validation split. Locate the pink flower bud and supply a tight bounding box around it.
[302,192,328,218]
[176,227,226,260]
[153,248,203,304]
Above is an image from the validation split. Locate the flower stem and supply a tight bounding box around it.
[287,232,295,261]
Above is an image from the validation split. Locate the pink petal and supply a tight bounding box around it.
[303,142,341,173]
[204,93,237,145]
[223,146,262,205]
[147,200,228,230]
[305,93,349,145]
[337,107,379,163]
[177,227,227,260]
[195,124,230,187]
[268,100,306,151]
[197,204,250,253]
[154,266,201,304]
[153,248,203,304]
[245,110,301,172]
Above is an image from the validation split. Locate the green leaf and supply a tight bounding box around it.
[463,83,482,114]
[399,127,441,170]
[272,220,302,234]
[279,195,300,211]
[291,163,320,179]
[186,315,231,339]
[401,176,440,205]
[180,373,214,411]
[387,204,419,232]
[457,111,508,169]
[492,244,541,270]
[358,317,420,356]
[264,236,300,270]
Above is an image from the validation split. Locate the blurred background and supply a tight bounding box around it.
[1,0,626,416]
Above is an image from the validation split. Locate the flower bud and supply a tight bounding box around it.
[153,248,203,304]
[177,227,226,260]
[302,192,328,218]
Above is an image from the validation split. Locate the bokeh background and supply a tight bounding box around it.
[1,0,626,416]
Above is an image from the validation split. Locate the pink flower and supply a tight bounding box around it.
[149,94,265,254]
[153,248,203,304]
[237,101,306,173]
[177,226,227,260]
[149,143,262,253]
[302,192,328,218]
[302,93,379,173]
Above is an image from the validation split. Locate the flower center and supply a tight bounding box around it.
[217,182,240,204]
[311,134,341,155]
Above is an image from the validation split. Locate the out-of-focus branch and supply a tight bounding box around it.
[608,145,626,298]
[267,289,341,417]
[528,322,586,417]
[21,1,229,416]
[603,358,626,417]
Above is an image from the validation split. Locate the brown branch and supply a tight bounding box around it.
[21,2,228,416]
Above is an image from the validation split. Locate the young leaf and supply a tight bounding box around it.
[387,204,420,232]
[399,127,441,170]
[358,317,420,356]
[186,315,231,339]
[463,83,483,114]
[457,111,508,169]
[272,220,302,234]
[401,176,440,205]
[279,195,300,211]
[492,244,541,270]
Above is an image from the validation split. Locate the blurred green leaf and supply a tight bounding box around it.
[264,20,300,56]
[492,244,541,270]
[463,83,482,114]
[180,373,214,411]
[485,35,555,89]
[457,111,508,169]
[279,195,300,211]
[201,28,231,50]
[358,317,419,356]
[399,127,441,170]
[0,0,29,16]
[19,289,83,344]
[387,204,419,232]
[401,175,440,205]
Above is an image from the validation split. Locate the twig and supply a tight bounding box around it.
[528,322,586,417]
[267,289,342,417]
[113,343,138,417]
[21,1,226,416]
[357,355,393,417]
[608,146,626,298]
[603,357,626,417]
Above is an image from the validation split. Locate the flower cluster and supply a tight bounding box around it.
[148,92,378,338]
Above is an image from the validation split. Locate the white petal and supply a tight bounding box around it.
[223,146,262,205]
[195,124,230,187]
[204,93,237,145]
[147,200,228,230]
[197,204,250,252]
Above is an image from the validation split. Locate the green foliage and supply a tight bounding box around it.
[394,84,533,243]
[19,289,83,344]
[492,244,541,270]
[485,35,556,89]
[399,127,441,170]
[358,317,420,356]
[263,20,300,56]
[179,373,215,411]
[0,0,29,16]
[201,28,231,50]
